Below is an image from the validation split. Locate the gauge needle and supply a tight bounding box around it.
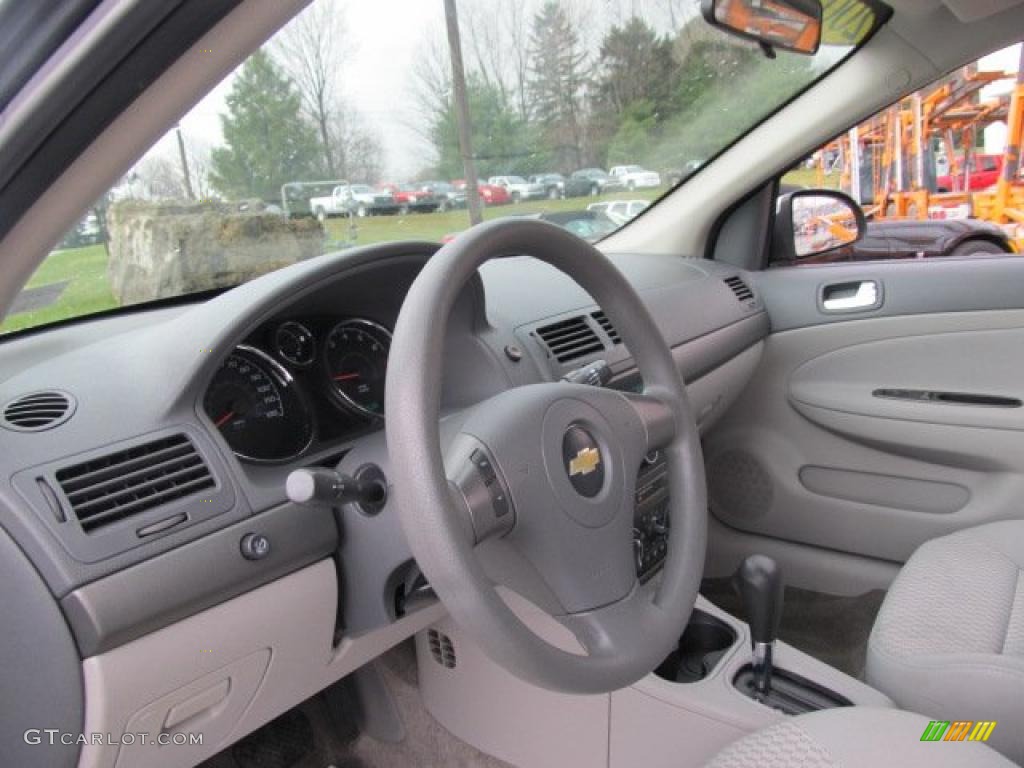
[334,372,361,381]
[214,411,235,428]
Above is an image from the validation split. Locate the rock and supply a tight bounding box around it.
[107,200,323,305]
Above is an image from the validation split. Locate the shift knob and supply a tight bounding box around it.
[735,555,784,696]
[735,554,784,645]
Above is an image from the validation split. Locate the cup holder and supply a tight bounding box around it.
[654,609,737,683]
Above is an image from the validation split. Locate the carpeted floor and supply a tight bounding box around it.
[199,641,510,768]
[701,578,886,679]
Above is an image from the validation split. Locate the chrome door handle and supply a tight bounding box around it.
[820,280,882,312]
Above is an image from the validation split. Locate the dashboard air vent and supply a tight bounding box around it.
[2,390,75,432]
[591,311,621,345]
[724,276,755,303]
[56,434,214,533]
[535,316,604,363]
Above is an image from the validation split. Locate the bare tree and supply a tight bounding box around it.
[134,155,187,200]
[273,2,347,177]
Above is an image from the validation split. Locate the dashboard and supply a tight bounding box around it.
[0,240,768,662]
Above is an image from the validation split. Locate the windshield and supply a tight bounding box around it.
[3,0,880,335]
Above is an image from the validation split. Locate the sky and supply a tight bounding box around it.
[148,3,1022,184]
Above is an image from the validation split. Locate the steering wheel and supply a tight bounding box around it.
[385,219,707,693]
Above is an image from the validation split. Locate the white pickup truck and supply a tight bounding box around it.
[310,184,399,219]
[487,175,547,203]
[608,165,662,190]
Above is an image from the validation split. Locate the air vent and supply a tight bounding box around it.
[591,311,621,345]
[2,390,75,432]
[724,276,755,303]
[535,316,604,363]
[56,434,214,533]
[428,628,457,669]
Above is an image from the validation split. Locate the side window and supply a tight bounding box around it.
[773,42,1022,266]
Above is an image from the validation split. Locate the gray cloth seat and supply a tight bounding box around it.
[865,520,1024,763]
[704,707,1015,767]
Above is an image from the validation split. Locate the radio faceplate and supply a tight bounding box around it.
[634,451,669,581]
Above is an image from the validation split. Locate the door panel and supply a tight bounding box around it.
[704,257,1024,570]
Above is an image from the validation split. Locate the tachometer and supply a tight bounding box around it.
[204,346,314,462]
[323,319,391,418]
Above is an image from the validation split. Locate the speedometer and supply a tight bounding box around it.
[204,346,314,462]
[323,319,391,418]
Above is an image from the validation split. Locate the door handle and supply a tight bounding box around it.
[819,280,882,312]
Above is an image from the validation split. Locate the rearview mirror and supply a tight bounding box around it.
[774,189,866,262]
[701,0,822,56]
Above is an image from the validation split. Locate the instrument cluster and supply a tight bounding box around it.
[202,317,392,463]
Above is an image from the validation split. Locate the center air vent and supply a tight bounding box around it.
[535,315,604,363]
[591,311,622,345]
[2,390,75,432]
[56,434,214,533]
[724,276,755,303]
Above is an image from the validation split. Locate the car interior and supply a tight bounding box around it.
[2,1,1024,767]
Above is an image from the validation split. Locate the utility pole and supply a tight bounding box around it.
[444,0,482,226]
[175,125,195,201]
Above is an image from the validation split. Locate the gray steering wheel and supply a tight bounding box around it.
[385,219,707,693]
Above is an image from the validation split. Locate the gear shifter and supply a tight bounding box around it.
[735,554,784,697]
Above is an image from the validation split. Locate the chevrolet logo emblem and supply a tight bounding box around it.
[569,446,601,477]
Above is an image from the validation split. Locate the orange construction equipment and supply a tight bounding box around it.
[816,46,1024,251]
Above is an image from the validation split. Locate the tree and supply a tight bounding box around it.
[210,50,321,202]
[430,77,544,180]
[527,1,590,170]
[595,18,677,119]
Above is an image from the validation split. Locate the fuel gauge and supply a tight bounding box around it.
[274,321,315,367]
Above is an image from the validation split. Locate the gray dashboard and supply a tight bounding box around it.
[0,241,766,658]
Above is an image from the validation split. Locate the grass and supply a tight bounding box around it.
[1,189,665,335]
[1,243,117,334]
[782,168,842,190]
[322,187,663,246]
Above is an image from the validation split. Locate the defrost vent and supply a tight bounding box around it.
[56,434,214,533]
[2,390,75,431]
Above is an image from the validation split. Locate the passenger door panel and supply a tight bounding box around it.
[704,257,1024,564]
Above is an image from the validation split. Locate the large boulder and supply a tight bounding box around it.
[107,200,323,305]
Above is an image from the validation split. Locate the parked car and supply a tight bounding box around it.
[309,183,399,219]
[487,175,547,203]
[936,154,1004,192]
[419,181,466,211]
[563,168,624,197]
[609,164,662,190]
[442,209,618,245]
[534,209,618,242]
[452,179,511,206]
[377,183,440,214]
[588,199,649,225]
[666,160,704,187]
[529,173,566,199]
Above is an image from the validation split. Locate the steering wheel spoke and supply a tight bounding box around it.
[622,388,677,454]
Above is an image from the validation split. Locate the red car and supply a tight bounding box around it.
[452,179,510,205]
[937,154,1004,192]
[375,183,440,213]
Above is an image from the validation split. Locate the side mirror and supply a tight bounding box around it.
[701,0,822,56]
[773,189,866,262]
